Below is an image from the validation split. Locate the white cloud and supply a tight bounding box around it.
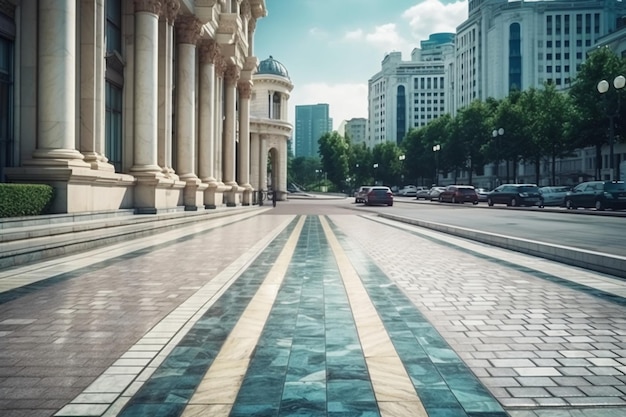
[289,83,369,131]
[402,0,468,41]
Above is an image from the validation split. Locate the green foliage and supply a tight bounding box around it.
[318,132,350,190]
[0,184,55,218]
[289,47,626,189]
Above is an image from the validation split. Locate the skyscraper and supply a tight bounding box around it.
[295,104,332,158]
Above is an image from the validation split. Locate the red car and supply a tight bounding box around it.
[364,186,394,206]
[438,185,479,204]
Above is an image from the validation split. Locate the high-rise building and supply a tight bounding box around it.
[368,34,455,147]
[455,0,626,110]
[344,118,368,146]
[295,104,332,158]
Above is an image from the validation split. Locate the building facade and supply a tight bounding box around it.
[294,103,332,158]
[451,0,626,186]
[344,118,368,146]
[250,56,293,200]
[0,0,293,214]
[367,34,455,147]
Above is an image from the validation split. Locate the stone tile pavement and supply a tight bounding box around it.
[0,199,624,417]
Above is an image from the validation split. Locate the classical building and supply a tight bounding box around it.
[367,34,455,147]
[294,103,332,158]
[0,0,292,214]
[250,56,293,201]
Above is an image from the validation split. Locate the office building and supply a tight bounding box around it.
[344,118,368,146]
[368,33,455,147]
[295,103,332,158]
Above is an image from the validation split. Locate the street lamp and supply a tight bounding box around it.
[597,75,625,181]
[373,163,379,185]
[492,128,504,185]
[432,144,440,185]
[398,154,405,186]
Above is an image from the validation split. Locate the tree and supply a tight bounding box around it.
[455,101,490,185]
[318,132,349,191]
[569,47,626,179]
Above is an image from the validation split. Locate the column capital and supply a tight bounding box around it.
[134,0,161,14]
[248,18,256,34]
[175,15,203,44]
[241,0,251,19]
[238,81,252,99]
[216,56,228,77]
[225,64,240,86]
[199,39,220,64]
[161,0,180,23]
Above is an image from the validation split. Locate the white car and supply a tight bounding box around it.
[397,185,418,197]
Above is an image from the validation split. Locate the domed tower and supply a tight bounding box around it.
[250,56,294,202]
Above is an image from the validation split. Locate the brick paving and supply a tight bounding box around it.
[0,198,624,417]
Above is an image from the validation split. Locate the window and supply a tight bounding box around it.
[105,0,123,172]
[105,82,123,172]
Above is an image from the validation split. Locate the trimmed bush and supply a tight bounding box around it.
[0,184,55,218]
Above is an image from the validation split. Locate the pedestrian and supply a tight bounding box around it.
[272,189,277,207]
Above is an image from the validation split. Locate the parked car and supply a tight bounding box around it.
[428,186,446,201]
[563,180,626,211]
[415,188,431,200]
[355,186,373,203]
[438,185,479,204]
[487,184,544,207]
[475,188,491,202]
[539,186,570,207]
[364,186,394,206]
[397,185,418,197]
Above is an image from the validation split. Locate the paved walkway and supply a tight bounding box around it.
[0,199,625,417]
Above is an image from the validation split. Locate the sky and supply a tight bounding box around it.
[254,0,469,131]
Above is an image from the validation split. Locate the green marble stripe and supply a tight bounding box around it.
[326,217,508,417]
[117,216,301,417]
[231,216,380,417]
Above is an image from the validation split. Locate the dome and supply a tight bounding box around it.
[257,56,290,79]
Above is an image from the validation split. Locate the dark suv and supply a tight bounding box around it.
[487,184,544,207]
[564,180,626,211]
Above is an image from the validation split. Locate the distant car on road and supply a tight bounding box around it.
[355,186,373,203]
[475,188,491,202]
[487,184,544,207]
[415,188,431,200]
[438,185,479,204]
[539,186,570,207]
[428,186,446,201]
[364,186,394,206]
[397,185,418,197]
[564,180,626,211]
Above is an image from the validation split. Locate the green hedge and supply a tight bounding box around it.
[0,184,55,218]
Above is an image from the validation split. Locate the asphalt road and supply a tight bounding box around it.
[367,197,626,258]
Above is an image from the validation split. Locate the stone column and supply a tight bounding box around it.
[238,80,252,205]
[80,0,113,171]
[131,0,162,176]
[198,40,219,184]
[175,15,205,210]
[174,16,201,181]
[33,0,87,165]
[158,0,179,179]
[199,40,220,208]
[250,132,261,198]
[223,64,240,204]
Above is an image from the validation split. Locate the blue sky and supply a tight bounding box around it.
[254,0,468,130]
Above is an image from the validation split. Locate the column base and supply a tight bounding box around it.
[4,166,135,214]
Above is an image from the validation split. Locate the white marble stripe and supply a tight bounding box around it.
[179,216,307,417]
[319,217,428,417]
[54,213,292,417]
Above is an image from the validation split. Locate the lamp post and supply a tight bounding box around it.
[597,75,625,181]
[492,128,504,185]
[432,144,440,185]
[398,154,405,186]
[373,163,379,185]
[315,169,322,191]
